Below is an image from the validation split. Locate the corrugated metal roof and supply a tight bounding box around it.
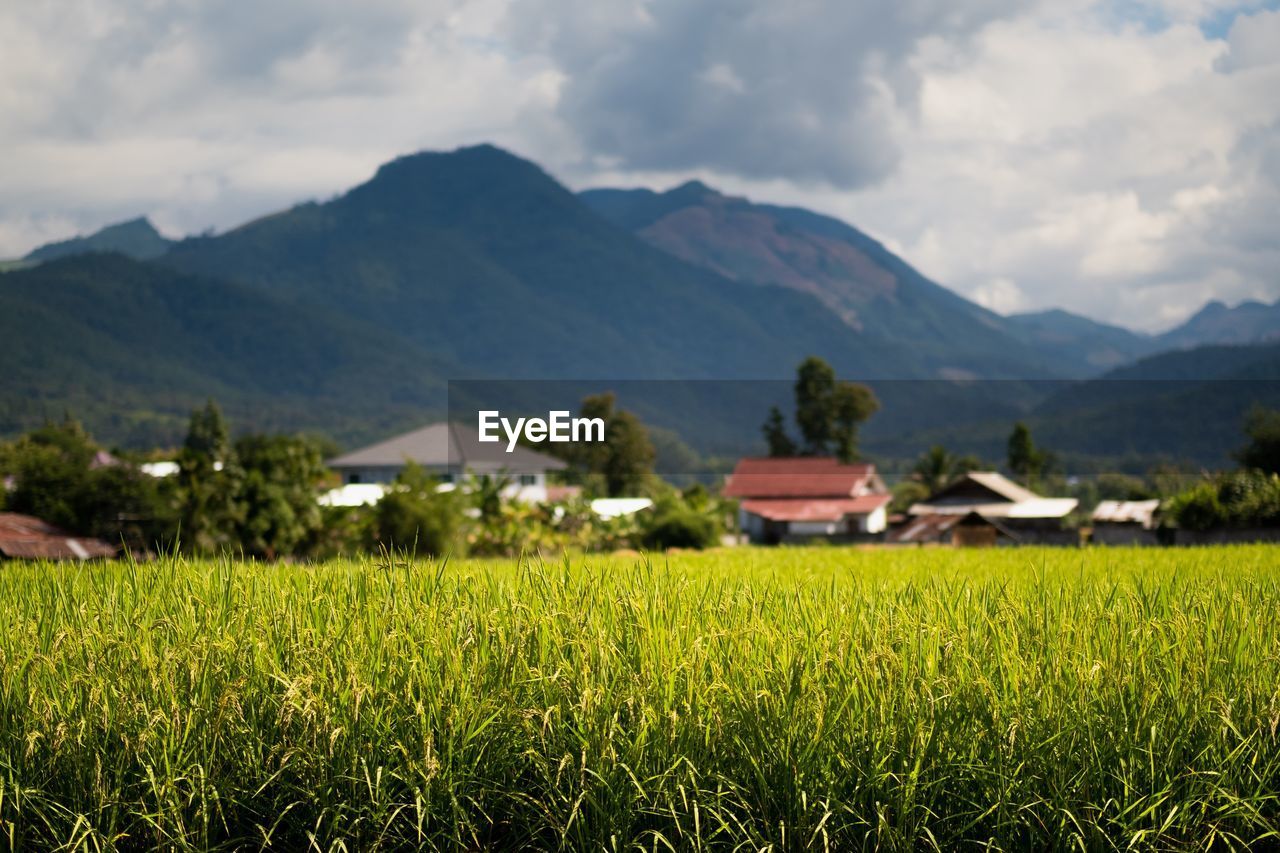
[1092,499,1160,526]
[723,457,879,499]
[740,494,890,522]
[0,513,116,560]
[908,498,1078,519]
[887,513,959,543]
[328,421,567,472]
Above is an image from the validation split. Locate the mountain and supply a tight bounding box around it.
[0,253,452,447]
[857,342,1280,471]
[25,217,173,263]
[580,182,1069,378]
[1156,299,1280,350]
[1005,308,1158,372]
[161,146,1078,381]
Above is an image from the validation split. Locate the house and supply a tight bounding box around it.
[1090,499,1161,545]
[326,421,567,503]
[722,457,891,544]
[904,471,1079,544]
[889,509,1018,547]
[0,512,116,561]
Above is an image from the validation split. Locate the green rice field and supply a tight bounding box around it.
[2,546,1279,850]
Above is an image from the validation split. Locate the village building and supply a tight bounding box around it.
[325,421,567,503]
[723,457,891,544]
[901,471,1079,545]
[1090,499,1161,545]
[0,512,116,561]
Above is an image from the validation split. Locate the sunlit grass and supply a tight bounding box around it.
[2,546,1279,850]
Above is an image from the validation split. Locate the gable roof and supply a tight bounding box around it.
[328,421,567,473]
[925,471,1040,505]
[0,513,116,560]
[907,472,1077,519]
[722,457,881,499]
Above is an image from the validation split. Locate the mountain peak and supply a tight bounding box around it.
[25,216,170,263]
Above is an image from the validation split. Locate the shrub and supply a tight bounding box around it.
[370,464,466,557]
[640,505,718,550]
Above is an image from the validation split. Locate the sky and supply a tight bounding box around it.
[1,0,1277,332]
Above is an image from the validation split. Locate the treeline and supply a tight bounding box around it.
[0,400,734,560]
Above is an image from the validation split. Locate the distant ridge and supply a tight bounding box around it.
[25,217,173,262]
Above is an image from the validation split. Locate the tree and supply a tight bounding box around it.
[603,408,656,496]
[553,393,656,496]
[830,382,880,463]
[794,356,837,455]
[233,434,327,559]
[370,463,466,557]
[1235,406,1280,475]
[1,418,174,551]
[176,401,243,553]
[2,419,98,531]
[761,406,797,457]
[1007,422,1045,486]
[911,445,981,494]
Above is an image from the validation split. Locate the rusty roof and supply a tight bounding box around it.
[0,513,116,560]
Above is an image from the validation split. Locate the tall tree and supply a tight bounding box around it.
[602,409,656,496]
[1006,422,1044,486]
[830,381,880,463]
[176,401,243,553]
[233,434,327,559]
[761,405,797,457]
[1235,406,1280,475]
[794,356,837,455]
[552,393,656,496]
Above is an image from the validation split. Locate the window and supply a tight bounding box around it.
[518,473,538,486]
[347,473,361,484]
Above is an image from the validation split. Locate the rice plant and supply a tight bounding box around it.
[1,546,1278,850]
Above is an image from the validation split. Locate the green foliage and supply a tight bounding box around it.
[794,356,837,454]
[175,402,244,553]
[890,479,932,514]
[911,444,981,495]
[1093,472,1156,501]
[761,405,797,457]
[1235,406,1280,475]
[0,418,174,551]
[2,548,1280,849]
[638,489,725,551]
[369,463,466,557]
[1165,469,1280,531]
[1006,421,1047,486]
[233,434,328,559]
[831,381,880,463]
[549,393,656,497]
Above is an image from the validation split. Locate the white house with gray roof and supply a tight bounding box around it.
[326,421,567,503]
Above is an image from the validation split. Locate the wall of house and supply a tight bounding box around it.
[789,520,840,537]
[858,506,887,534]
[336,465,549,502]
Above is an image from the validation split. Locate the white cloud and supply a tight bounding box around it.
[0,0,1276,334]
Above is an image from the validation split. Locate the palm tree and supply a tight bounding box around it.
[911,445,980,494]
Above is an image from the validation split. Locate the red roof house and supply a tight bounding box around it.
[723,458,891,543]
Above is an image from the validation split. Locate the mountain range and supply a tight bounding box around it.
[2,143,1277,456]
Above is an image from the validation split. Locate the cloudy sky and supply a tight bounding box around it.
[1,0,1277,331]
